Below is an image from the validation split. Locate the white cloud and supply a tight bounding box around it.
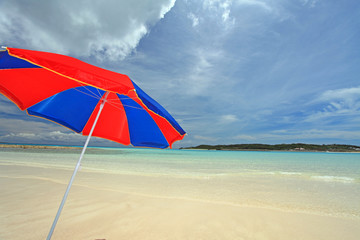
[0,100,23,115]
[268,129,360,141]
[235,0,272,12]
[6,132,36,138]
[203,0,235,28]
[0,130,81,142]
[305,86,360,122]
[0,129,117,146]
[318,86,360,102]
[188,13,200,27]
[220,1,231,22]
[232,134,256,141]
[219,114,239,124]
[0,0,176,61]
[230,129,360,143]
[183,48,224,95]
[300,0,320,8]
[0,117,86,143]
[159,0,177,18]
[193,135,218,142]
[0,118,53,134]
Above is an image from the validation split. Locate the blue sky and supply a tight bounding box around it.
[0,0,359,148]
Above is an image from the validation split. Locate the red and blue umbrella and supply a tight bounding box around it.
[0,47,185,148]
[0,47,186,239]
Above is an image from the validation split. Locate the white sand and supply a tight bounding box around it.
[1,164,359,240]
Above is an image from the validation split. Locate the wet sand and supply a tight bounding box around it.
[1,164,359,240]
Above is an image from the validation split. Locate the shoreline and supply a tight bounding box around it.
[0,144,81,150]
[1,143,360,153]
[183,143,360,153]
[184,148,360,153]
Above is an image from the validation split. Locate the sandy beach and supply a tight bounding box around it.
[1,156,360,240]
[2,1,360,239]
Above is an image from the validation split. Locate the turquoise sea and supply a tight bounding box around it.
[1,147,359,219]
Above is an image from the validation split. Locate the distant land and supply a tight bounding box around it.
[182,143,360,152]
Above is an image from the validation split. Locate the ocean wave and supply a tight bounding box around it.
[279,171,302,175]
[311,175,356,183]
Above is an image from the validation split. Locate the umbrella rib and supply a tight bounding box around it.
[101,97,145,111]
[73,88,102,100]
[105,99,145,111]
[71,88,145,111]
[82,85,103,98]
[95,86,102,98]
[72,83,103,99]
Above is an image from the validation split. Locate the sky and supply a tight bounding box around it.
[0,0,359,148]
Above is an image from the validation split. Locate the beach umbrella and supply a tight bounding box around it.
[0,47,186,239]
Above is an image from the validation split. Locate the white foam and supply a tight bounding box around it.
[311,175,355,183]
[279,172,302,175]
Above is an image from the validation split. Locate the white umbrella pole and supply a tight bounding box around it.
[46,91,109,240]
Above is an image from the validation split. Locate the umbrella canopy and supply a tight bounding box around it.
[0,47,186,239]
[0,47,185,148]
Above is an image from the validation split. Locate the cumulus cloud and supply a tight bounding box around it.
[0,0,176,61]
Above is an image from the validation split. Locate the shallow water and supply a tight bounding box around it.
[1,147,359,218]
